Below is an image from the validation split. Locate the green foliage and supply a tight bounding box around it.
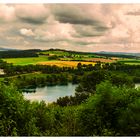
[0,80,140,136]
[117,99,140,136]
[78,81,140,136]
[0,49,39,58]
[4,73,70,89]
[76,70,134,94]
[48,55,59,60]
[55,92,90,107]
[109,73,134,87]
[0,83,25,136]
[76,70,106,93]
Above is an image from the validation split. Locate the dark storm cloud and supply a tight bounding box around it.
[52,5,110,39]
[17,16,46,24]
[55,13,100,25]
[73,30,104,38]
[15,4,49,25]
[95,26,109,32]
[52,5,102,26]
[73,24,109,38]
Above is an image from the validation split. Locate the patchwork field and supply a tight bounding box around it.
[38,61,96,67]
[2,49,139,66]
[85,58,116,63]
[3,56,96,67]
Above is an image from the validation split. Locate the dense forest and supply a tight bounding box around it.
[0,56,140,136]
[0,49,40,58]
[0,80,140,136]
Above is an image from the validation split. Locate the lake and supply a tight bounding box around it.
[23,83,140,103]
[23,83,78,103]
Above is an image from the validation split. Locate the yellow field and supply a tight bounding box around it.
[38,61,96,67]
[86,58,116,63]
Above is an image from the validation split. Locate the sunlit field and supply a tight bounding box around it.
[3,56,96,67]
[118,59,140,65]
[3,56,48,65]
[38,61,96,67]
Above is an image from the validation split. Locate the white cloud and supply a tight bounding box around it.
[0,4,140,52]
[20,28,34,36]
[0,4,16,22]
[33,22,76,41]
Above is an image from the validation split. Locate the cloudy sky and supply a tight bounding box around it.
[0,4,140,52]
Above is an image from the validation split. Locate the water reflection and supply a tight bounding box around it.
[23,83,78,103]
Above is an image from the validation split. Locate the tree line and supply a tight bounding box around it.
[1,59,140,90]
[0,49,40,58]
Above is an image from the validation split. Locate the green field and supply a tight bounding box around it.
[3,56,49,65]
[118,59,140,65]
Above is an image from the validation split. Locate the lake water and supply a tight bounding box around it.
[23,83,78,103]
[23,83,140,103]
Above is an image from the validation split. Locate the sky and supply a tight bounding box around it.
[0,4,140,52]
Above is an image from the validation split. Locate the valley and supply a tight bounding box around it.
[0,49,140,136]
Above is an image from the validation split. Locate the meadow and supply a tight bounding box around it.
[3,56,49,65]
[118,58,140,65]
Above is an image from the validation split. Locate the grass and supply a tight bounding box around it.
[118,59,140,65]
[125,63,140,65]
[3,56,49,65]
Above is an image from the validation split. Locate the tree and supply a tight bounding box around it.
[78,81,140,136]
[76,70,106,93]
[117,99,140,136]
